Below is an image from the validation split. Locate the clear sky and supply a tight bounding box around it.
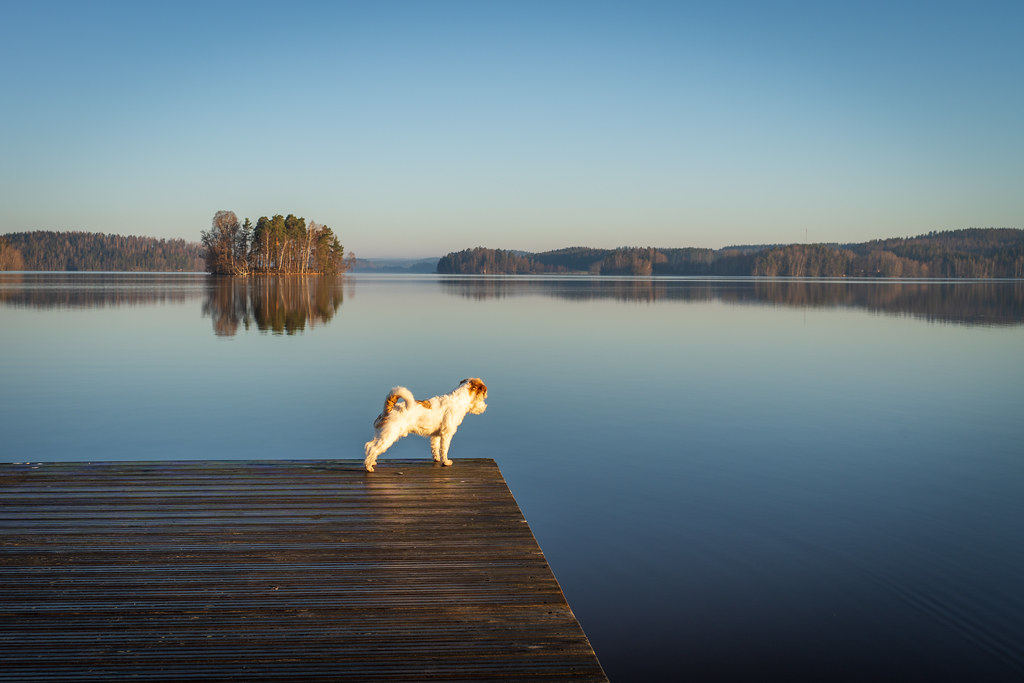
[1,1,1022,258]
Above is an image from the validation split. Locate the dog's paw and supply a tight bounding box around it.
[365,464,375,473]
[441,459,453,467]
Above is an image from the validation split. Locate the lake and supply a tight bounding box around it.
[2,272,1023,681]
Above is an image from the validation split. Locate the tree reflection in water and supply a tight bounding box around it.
[3,273,1020,329]
[439,277,1024,327]
[202,276,345,336]
[0,272,203,309]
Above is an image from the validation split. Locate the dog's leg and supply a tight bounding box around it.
[430,436,442,462]
[438,433,454,467]
[364,431,399,473]
[363,441,381,472]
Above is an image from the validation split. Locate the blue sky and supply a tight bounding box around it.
[1,1,1021,257]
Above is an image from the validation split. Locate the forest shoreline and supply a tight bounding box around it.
[3,227,1023,278]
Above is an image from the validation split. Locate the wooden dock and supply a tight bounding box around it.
[0,459,606,681]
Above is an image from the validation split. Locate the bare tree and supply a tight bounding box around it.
[201,210,250,275]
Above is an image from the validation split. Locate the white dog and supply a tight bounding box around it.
[363,378,488,472]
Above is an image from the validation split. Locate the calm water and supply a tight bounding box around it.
[2,272,1023,681]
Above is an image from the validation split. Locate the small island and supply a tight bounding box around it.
[200,211,352,276]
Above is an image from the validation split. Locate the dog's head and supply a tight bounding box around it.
[460,378,488,415]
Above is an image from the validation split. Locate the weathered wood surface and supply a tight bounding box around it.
[0,459,606,681]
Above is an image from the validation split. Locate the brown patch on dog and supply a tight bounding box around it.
[461,378,487,398]
[374,393,404,429]
[417,399,432,409]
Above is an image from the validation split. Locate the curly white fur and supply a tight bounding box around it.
[363,378,488,472]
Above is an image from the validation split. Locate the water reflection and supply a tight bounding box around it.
[439,276,1024,326]
[4,272,1022,328]
[202,276,345,336]
[0,272,204,308]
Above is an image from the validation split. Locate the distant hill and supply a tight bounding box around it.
[351,257,439,274]
[2,231,204,272]
[438,229,1024,278]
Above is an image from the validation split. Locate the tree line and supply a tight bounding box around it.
[200,210,353,276]
[437,229,1024,278]
[1,231,204,271]
[437,245,761,276]
[753,229,1024,277]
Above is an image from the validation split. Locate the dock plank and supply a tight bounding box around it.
[0,459,606,681]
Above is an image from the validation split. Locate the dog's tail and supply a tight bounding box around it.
[373,386,416,429]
